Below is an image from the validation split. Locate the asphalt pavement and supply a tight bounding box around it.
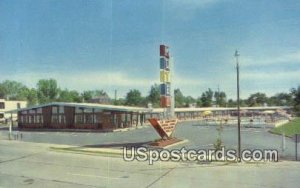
[0,121,298,159]
[1,140,300,187]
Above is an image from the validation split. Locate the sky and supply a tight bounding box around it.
[0,0,300,99]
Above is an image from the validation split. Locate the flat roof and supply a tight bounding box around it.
[6,102,150,113]
[150,106,291,113]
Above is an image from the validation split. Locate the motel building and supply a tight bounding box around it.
[0,98,27,123]
[8,102,291,131]
[12,102,149,130]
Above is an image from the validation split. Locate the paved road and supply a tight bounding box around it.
[1,140,300,188]
[0,121,298,159]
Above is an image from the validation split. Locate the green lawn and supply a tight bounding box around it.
[270,117,300,137]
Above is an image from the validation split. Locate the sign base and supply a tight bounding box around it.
[148,118,177,139]
[149,137,182,148]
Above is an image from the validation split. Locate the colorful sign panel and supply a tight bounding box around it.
[160,45,171,108]
[160,57,169,70]
[160,70,170,83]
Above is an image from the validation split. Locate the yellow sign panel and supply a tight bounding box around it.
[160,70,170,82]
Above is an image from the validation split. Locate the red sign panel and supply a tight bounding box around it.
[148,118,177,138]
[160,96,171,107]
[160,45,169,58]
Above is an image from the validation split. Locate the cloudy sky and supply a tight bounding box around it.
[1,0,300,99]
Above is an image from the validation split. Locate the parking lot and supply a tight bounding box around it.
[0,121,298,160]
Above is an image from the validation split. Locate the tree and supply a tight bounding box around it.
[26,88,38,106]
[214,91,227,107]
[227,99,236,107]
[200,88,214,107]
[125,89,143,106]
[93,90,108,97]
[291,86,300,116]
[147,84,160,107]
[246,92,268,107]
[0,80,28,100]
[114,98,126,106]
[81,90,108,102]
[58,89,82,103]
[184,96,196,107]
[82,91,93,102]
[268,92,293,106]
[196,97,202,107]
[174,89,185,107]
[36,79,59,104]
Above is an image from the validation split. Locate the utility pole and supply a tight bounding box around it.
[114,90,117,103]
[235,50,241,162]
[217,84,220,107]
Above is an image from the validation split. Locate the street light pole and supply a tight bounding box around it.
[235,50,241,162]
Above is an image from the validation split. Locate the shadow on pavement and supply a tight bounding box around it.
[82,141,151,148]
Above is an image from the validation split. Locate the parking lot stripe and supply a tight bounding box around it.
[68,173,124,179]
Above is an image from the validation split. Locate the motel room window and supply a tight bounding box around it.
[39,115,43,123]
[75,107,83,124]
[75,115,83,124]
[84,108,93,124]
[52,106,58,114]
[51,116,59,123]
[51,106,59,123]
[27,110,35,124]
[59,115,66,124]
[59,106,64,114]
[33,108,43,124]
[85,114,93,124]
[51,106,65,124]
[34,115,43,124]
[94,109,102,123]
[0,102,5,109]
[37,108,42,114]
[20,111,27,123]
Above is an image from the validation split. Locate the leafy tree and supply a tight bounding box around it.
[291,86,300,116]
[26,88,38,106]
[82,90,108,102]
[214,91,227,107]
[0,80,28,100]
[200,88,214,107]
[227,99,236,107]
[36,79,59,104]
[125,89,143,106]
[82,91,93,102]
[93,90,108,97]
[114,98,126,106]
[174,89,185,107]
[196,97,202,107]
[58,89,82,103]
[147,84,160,107]
[268,92,293,106]
[184,96,196,107]
[246,92,268,107]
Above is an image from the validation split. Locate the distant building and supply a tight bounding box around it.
[0,99,27,122]
[88,96,111,104]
